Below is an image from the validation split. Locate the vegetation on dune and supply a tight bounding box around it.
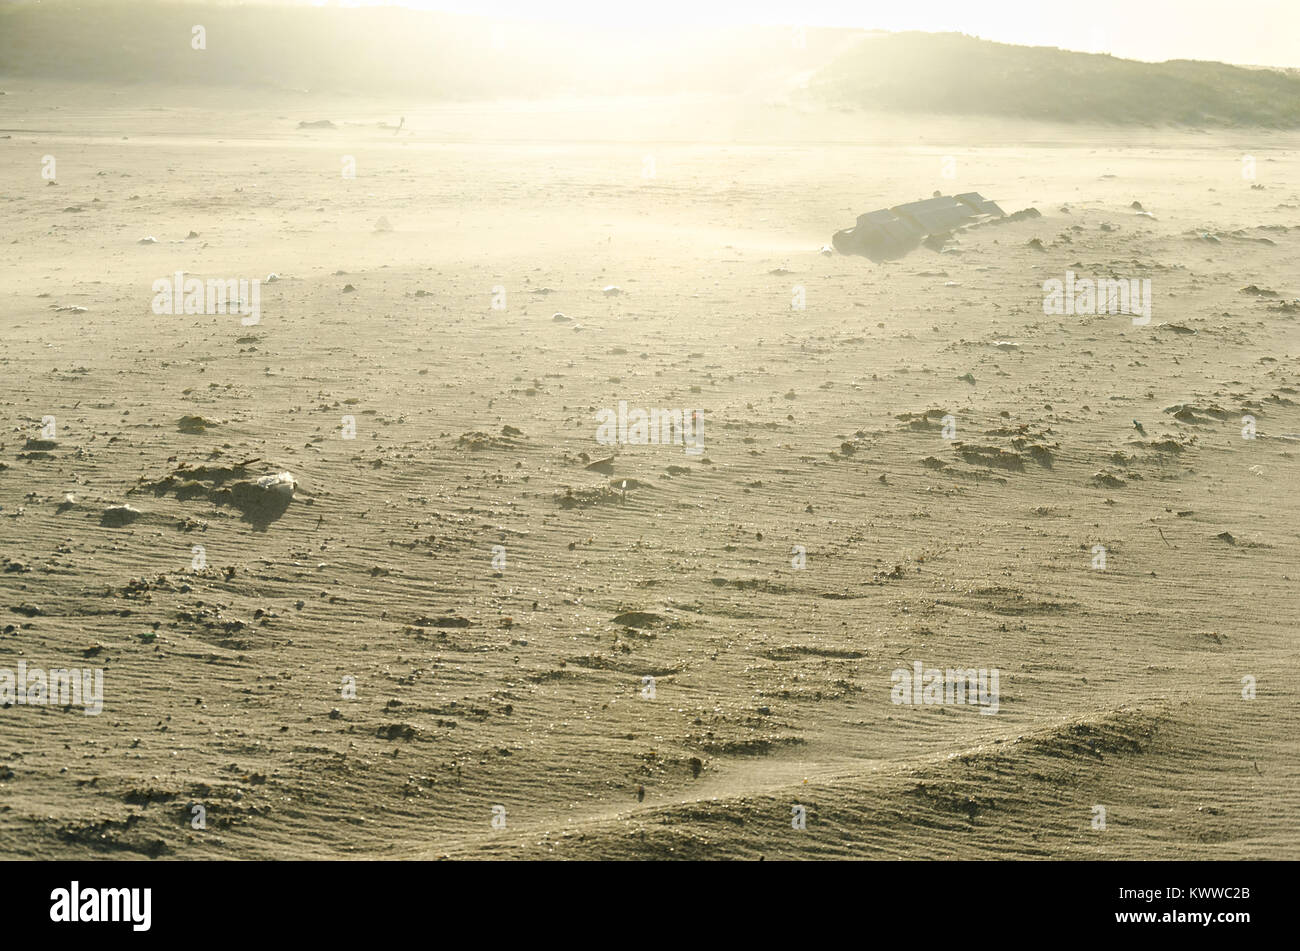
[813,31,1300,127]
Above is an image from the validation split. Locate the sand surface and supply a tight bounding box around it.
[2,83,1298,859]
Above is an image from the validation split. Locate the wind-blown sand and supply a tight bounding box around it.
[1,82,1298,859]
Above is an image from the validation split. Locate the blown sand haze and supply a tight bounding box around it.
[0,3,1297,861]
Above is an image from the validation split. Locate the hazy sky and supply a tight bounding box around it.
[350,0,1300,66]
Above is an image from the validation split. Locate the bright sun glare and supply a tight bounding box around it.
[331,0,1300,67]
